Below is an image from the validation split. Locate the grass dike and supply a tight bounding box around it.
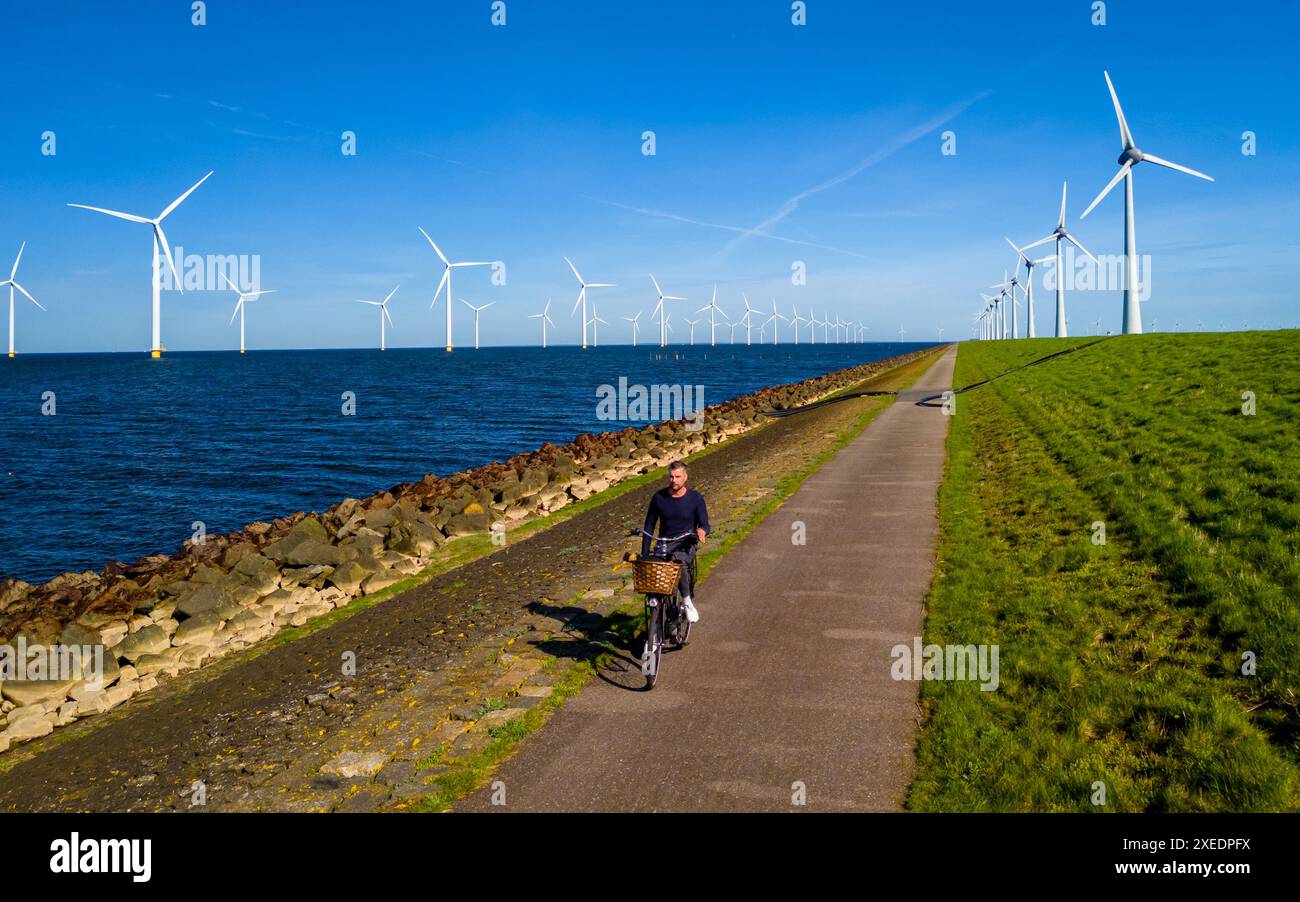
[910,332,1300,812]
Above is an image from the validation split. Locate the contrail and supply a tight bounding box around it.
[723,91,992,254]
[582,195,875,260]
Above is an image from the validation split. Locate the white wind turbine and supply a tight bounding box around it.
[685,317,700,346]
[807,313,820,344]
[529,298,555,348]
[1080,70,1214,334]
[221,272,275,354]
[357,286,398,351]
[588,303,609,347]
[898,324,907,343]
[739,293,760,346]
[419,227,491,352]
[696,285,728,347]
[565,257,615,349]
[728,321,740,344]
[1006,238,1055,339]
[3,243,44,358]
[624,310,643,347]
[649,274,685,348]
[1017,182,1099,337]
[68,171,212,357]
[790,305,806,345]
[765,299,788,345]
[460,299,494,350]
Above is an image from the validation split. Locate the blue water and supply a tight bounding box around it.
[0,342,933,583]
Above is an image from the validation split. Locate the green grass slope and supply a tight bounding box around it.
[910,332,1300,812]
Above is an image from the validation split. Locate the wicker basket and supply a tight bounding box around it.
[632,559,683,595]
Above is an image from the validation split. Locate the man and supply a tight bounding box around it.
[641,460,709,623]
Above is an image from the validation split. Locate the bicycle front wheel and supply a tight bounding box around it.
[643,600,664,690]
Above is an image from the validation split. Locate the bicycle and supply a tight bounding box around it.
[626,528,698,690]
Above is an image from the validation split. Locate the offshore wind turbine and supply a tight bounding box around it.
[765,299,788,345]
[528,298,555,348]
[696,285,728,347]
[1080,70,1215,334]
[565,257,615,349]
[460,299,494,350]
[419,227,491,351]
[790,305,806,344]
[649,274,685,348]
[68,171,212,357]
[357,286,398,351]
[685,317,700,346]
[3,243,44,358]
[624,310,643,347]
[588,303,608,347]
[1007,239,1056,339]
[221,272,275,354]
[898,324,907,343]
[739,293,760,346]
[1018,182,1099,337]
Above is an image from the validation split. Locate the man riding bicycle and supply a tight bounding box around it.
[641,460,709,623]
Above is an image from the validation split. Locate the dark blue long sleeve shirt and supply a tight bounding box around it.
[642,487,710,556]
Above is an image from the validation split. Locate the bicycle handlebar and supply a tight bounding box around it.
[629,528,695,542]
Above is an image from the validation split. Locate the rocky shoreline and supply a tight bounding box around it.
[0,350,929,752]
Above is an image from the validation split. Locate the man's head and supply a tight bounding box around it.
[667,460,688,493]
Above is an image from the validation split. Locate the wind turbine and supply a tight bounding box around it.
[1018,182,1099,337]
[790,305,806,344]
[685,317,700,346]
[68,171,212,357]
[649,274,685,348]
[765,299,788,345]
[3,243,44,357]
[588,303,608,347]
[460,299,494,349]
[528,298,555,348]
[898,324,907,343]
[740,294,763,346]
[1007,238,1056,339]
[565,257,615,349]
[696,285,728,347]
[221,272,275,354]
[1080,70,1214,334]
[728,321,740,344]
[624,310,643,347]
[419,227,491,351]
[938,323,945,341]
[807,313,820,344]
[357,286,398,351]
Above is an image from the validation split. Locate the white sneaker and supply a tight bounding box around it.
[682,596,700,623]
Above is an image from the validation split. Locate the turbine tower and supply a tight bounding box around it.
[1080,70,1214,334]
[623,310,642,347]
[460,299,494,349]
[68,171,212,357]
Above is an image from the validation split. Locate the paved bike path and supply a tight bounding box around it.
[458,346,958,811]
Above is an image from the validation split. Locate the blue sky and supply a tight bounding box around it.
[2,0,1297,351]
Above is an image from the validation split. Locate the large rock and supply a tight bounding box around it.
[280,540,357,568]
[172,609,226,646]
[327,561,372,595]
[2,711,55,742]
[113,625,171,663]
[233,553,281,596]
[174,584,236,618]
[1,678,80,708]
[443,511,491,537]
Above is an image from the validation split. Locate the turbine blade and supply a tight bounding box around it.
[154,223,183,291]
[564,256,583,284]
[158,171,213,220]
[1063,232,1100,265]
[384,306,394,327]
[1080,161,1131,219]
[461,299,474,310]
[1103,70,1135,150]
[452,261,492,268]
[358,300,381,305]
[244,289,276,298]
[649,273,663,297]
[1020,234,1057,252]
[418,228,450,266]
[67,204,150,224]
[230,298,242,325]
[13,282,43,310]
[432,270,448,308]
[1141,153,1214,182]
[587,283,615,288]
[1059,180,1068,228]
[383,285,399,305]
[10,241,24,281]
[1005,236,1029,261]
